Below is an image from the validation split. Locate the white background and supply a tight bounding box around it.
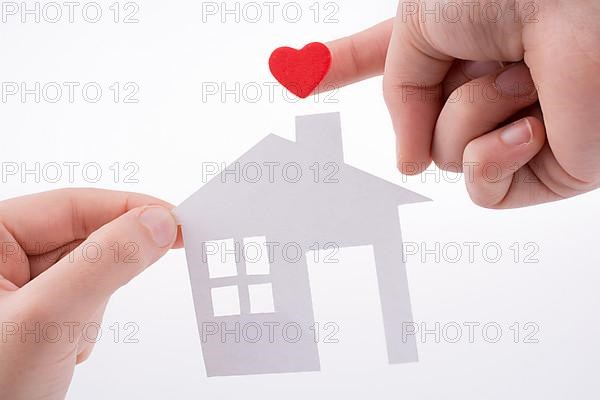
[1,0,599,398]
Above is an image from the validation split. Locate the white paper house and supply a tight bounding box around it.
[175,113,427,377]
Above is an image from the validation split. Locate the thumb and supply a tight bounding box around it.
[463,117,547,209]
[21,206,178,319]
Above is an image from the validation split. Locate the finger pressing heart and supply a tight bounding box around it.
[269,42,332,99]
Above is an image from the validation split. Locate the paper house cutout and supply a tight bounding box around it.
[175,113,428,377]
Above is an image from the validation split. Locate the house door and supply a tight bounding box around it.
[307,245,388,371]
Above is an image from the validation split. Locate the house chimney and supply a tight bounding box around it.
[295,112,344,161]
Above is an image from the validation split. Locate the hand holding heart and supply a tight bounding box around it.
[273,2,600,208]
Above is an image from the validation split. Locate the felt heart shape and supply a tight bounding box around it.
[269,42,332,99]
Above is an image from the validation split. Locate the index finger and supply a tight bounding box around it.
[317,19,393,93]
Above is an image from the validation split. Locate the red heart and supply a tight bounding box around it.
[269,42,332,99]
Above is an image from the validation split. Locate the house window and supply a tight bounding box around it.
[206,238,238,278]
[207,236,275,317]
[244,236,270,275]
[248,283,275,314]
[211,286,240,317]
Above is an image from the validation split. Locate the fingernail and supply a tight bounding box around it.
[138,207,177,248]
[499,119,533,146]
[495,63,536,97]
[463,61,503,79]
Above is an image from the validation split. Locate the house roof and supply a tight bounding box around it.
[176,113,429,222]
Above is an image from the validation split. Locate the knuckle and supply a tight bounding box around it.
[345,36,362,79]
[432,149,463,173]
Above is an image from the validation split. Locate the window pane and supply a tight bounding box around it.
[248,283,275,314]
[243,236,270,275]
[205,239,238,278]
[211,286,240,317]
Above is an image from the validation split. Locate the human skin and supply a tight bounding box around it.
[0,189,181,400]
[319,0,600,208]
[2,2,599,398]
